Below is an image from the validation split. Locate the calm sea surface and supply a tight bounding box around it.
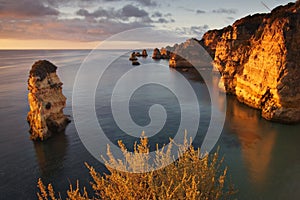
[0,50,299,200]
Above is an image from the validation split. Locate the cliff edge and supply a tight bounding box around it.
[27,60,70,140]
[200,1,300,123]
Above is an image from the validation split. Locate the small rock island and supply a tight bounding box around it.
[27,60,70,140]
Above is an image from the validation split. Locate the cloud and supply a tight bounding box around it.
[101,0,158,7]
[0,0,59,17]
[75,4,175,23]
[178,6,194,12]
[76,7,116,19]
[0,17,153,42]
[44,0,158,9]
[152,11,162,18]
[121,4,148,17]
[175,25,209,37]
[76,5,149,19]
[212,8,238,14]
[196,10,206,14]
[0,0,175,43]
[0,1,173,42]
[156,18,168,23]
[132,0,157,7]
[164,13,172,17]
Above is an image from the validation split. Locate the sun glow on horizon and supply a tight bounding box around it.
[0,39,99,50]
[0,39,181,50]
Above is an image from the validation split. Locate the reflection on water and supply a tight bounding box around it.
[226,97,277,187]
[212,73,226,112]
[223,96,300,200]
[33,132,68,177]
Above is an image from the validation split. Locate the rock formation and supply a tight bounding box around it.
[129,52,138,61]
[27,60,70,140]
[132,61,141,66]
[169,54,193,68]
[142,49,148,57]
[167,38,212,68]
[200,1,300,123]
[135,52,141,57]
[152,48,162,59]
[160,48,171,59]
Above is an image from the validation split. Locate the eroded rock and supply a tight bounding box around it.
[152,48,162,59]
[167,38,212,68]
[27,60,70,140]
[142,49,148,57]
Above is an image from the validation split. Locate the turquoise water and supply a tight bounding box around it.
[0,50,299,199]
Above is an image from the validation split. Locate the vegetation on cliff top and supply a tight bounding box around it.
[30,60,57,81]
[37,134,235,200]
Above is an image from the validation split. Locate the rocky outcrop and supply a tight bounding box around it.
[199,30,223,59]
[160,48,171,59]
[200,1,300,123]
[167,38,212,68]
[27,60,70,140]
[129,52,138,61]
[169,55,193,68]
[142,49,148,57]
[152,48,162,59]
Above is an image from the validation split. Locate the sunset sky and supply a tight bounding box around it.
[0,0,293,49]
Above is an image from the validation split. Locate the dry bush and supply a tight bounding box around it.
[37,179,89,200]
[37,133,235,200]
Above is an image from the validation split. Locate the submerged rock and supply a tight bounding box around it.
[132,61,140,66]
[200,1,300,123]
[27,60,70,140]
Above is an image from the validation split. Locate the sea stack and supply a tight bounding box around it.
[160,48,171,59]
[129,52,138,61]
[142,49,148,57]
[200,1,300,123]
[152,48,162,59]
[27,60,70,140]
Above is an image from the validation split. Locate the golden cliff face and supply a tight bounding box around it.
[167,38,213,68]
[27,60,70,140]
[202,1,300,123]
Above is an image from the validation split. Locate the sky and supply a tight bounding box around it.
[0,0,294,49]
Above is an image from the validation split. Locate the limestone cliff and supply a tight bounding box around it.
[167,38,212,68]
[200,1,300,123]
[27,60,70,140]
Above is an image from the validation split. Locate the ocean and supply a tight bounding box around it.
[0,50,299,199]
